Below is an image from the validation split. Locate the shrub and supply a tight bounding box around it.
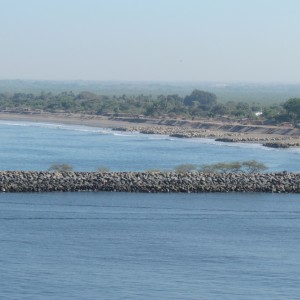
[174,164,197,173]
[200,162,241,173]
[96,166,111,172]
[48,163,73,172]
[199,160,268,173]
[200,164,218,173]
[241,160,268,173]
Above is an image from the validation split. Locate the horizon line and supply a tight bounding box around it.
[1,79,300,85]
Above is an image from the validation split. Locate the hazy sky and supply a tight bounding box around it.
[1,0,300,82]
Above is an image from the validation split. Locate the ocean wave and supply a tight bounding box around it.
[0,120,114,134]
[287,148,300,154]
[0,120,297,154]
[146,135,175,141]
[181,137,282,151]
[112,132,139,137]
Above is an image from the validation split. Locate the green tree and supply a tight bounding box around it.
[263,105,280,119]
[200,162,241,173]
[283,98,300,126]
[220,162,242,173]
[241,160,267,173]
[183,89,217,111]
[210,103,228,116]
[232,102,252,118]
[199,160,267,173]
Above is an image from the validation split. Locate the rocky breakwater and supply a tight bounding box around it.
[0,171,299,193]
[263,140,300,148]
[113,126,300,148]
[113,126,245,139]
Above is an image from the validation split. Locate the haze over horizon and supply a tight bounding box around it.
[1,0,300,83]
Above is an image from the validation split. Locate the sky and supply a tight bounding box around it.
[1,0,300,82]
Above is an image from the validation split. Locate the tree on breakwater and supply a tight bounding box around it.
[174,160,268,174]
[48,163,73,172]
[45,161,267,174]
[174,164,198,173]
[96,166,111,172]
[199,160,268,173]
[241,160,268,173]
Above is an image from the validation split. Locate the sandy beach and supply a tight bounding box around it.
[0,112,141,128]
[1,111,300,148]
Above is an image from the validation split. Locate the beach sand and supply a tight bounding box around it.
[1,112,299,147]
[0,112,139,129]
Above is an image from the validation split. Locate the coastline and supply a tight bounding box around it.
[1,111,300,148]
[0,112,140,129]
[0,113,299,193]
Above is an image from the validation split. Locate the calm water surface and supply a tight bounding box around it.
[0,120,299,172]
[0,193,300,299]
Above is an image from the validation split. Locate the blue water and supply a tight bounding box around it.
[1,192,300,299]
[0,120,299,172]
[0,120,300,299]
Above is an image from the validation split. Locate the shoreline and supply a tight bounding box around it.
[1,112,300,148]
[0,112,141,129]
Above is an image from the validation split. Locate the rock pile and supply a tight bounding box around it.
[112,126,300,147]
[0,171,299,193]
[113,126,244,138]
[263,140,300,148]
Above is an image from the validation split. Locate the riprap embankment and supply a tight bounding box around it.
[0,171,299,193]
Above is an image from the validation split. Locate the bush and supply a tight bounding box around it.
[48,163,73,172]
[241,160,268,173]
[199,160,268,173]
[96,166,111,172]
[174,164,197,173]
[200,162,241,173]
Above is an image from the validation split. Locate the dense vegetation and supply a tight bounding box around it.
[2,80,300,104]
[0,89,299,125]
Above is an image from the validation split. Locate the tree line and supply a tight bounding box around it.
[0,89,299,125]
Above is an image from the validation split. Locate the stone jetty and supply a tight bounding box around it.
[112,126,300,148]
[0,171,299,193]
[263,140,300,148]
